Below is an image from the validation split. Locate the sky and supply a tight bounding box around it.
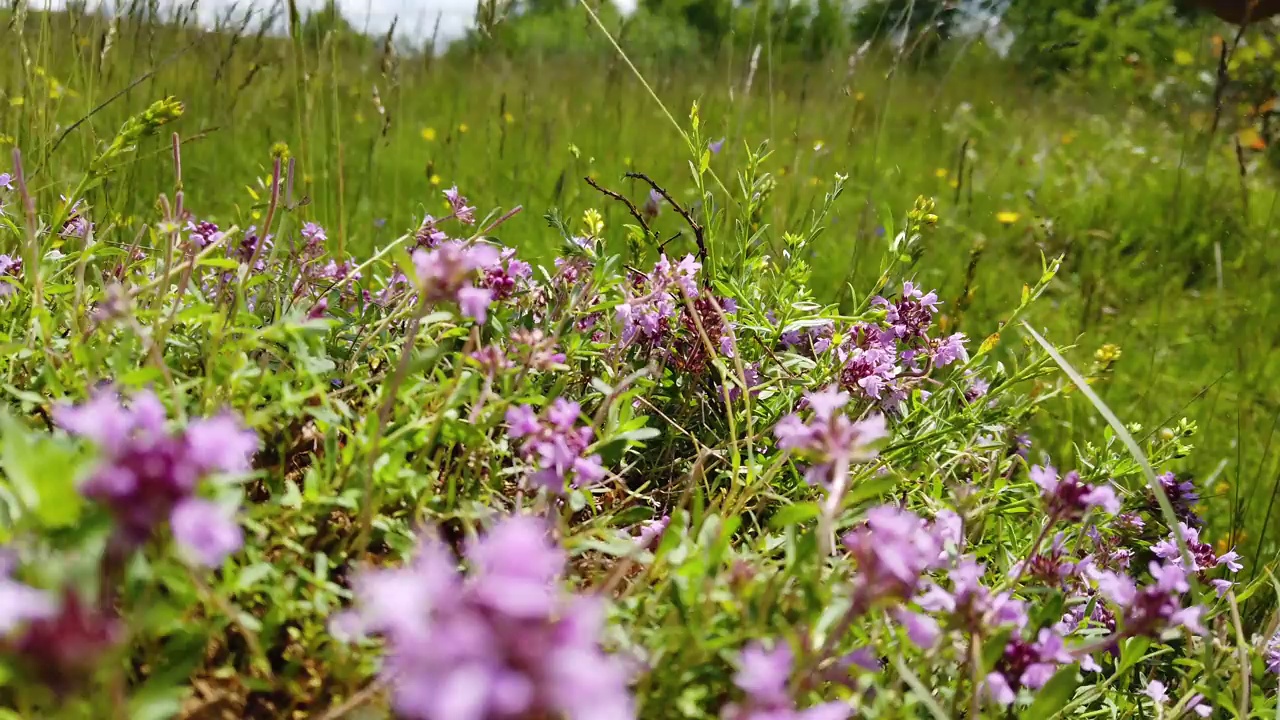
[33,0,640,44]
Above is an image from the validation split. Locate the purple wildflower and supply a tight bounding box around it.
[1092,561,1207,638]
[709,138,726,154]
[1030,465,1120,520]
[416,216,449,249]
[842,506,945,608]
[301,221,327,245]
[457,285,494,323]
[0,561,57,636]
[478,247,533,302]
[633,515,670,551]
[775,387,886,490]
[721,642,849,720]
[187,220,223,249]
[185,414,259,475]
[917,556,1027,633]
[984,629,1073,706]
[932,332,969,367]
[444,186,476,225]
[1150,472,1203,527]
[0,172,12,191]
[1265,627,1280,675]
[53,389,254,553]
[875,282,938,340]
[641,189,662,220]
[505,400,606,493]
[1151,522,1238,575]
[726,363,763,403]
[10,590,119,689]
[1143,679,1168,705]
[170,498,243,567]
[334,515,634,720]
[0,254,21,298]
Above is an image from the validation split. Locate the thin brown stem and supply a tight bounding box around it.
[584,176,651,237]
[624,171,707,269]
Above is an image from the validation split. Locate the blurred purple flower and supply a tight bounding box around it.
[633,515,670,551]
[1265,628,1280,675]
[170,498,243,567]
[335,515,634,720]
[709,138,725,154]
[54,389,253,555]
[185,414,259,475]
[1092,561,1207,638]
[457,285,493,323]
[721,641,850,720]
[0,562,57,636]
[842,506,944,607]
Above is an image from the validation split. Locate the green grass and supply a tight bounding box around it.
[2,3,1277,563]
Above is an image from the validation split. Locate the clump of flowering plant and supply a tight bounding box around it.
[334,515,634,720]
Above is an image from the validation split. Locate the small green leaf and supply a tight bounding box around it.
[769,502,820,528]
[0,412,85,529]
[844,475,897,507]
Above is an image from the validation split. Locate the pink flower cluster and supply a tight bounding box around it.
[411,240,500,323]
[53,389,255,566]
[615,253,701,344]
[720,642,848,720]
[506,399,606,494]
[774,387,886,489]
[334,515,633,720]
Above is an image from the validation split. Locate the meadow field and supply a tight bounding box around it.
[0,0,1279,717]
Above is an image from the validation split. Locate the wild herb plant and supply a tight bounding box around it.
[0,95,1275,718]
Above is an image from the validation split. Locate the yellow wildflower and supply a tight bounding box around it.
[503,112,514,124]
[421,127,436,141]
[430,174,442,186]
[1174,49,1194,66]
[935,168,948,178]
[995,211,1021,225]
[458,123,469,134]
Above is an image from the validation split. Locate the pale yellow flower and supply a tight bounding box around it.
[421,127,436,141]
[503,112,514,124]
[935,168,948,179]
[995,211,1021,225]
[458,123,469,134]
[430,174,442,186]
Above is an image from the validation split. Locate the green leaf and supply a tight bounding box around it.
[128,685,186,720]
[769,501,820,529]
[1024,666,1081,719]
[617,427,661,442]
[844,474,897,507]
[0,412,85,528]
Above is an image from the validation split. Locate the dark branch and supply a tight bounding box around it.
[658,231,683,254]
[624,171,707,270]
[583,176,651,238]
